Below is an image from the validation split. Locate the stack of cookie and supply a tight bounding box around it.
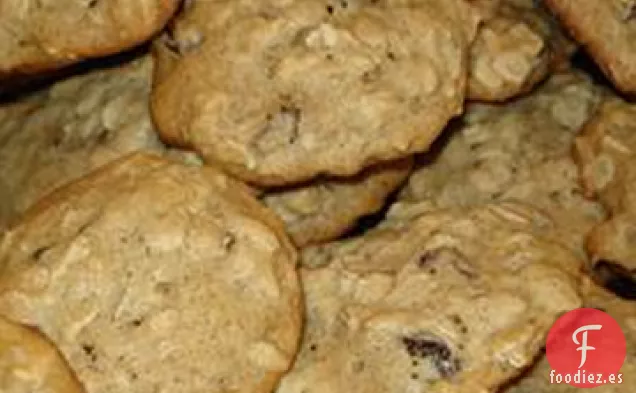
[0,1,633,392]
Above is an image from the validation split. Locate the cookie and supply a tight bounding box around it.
[0,54,166,229]
[467,0,573,102]
[261,158,412,246]
[505,278,636,393]
[0,153,302,393]
[276,201,582,393]
[151,0,480,186]
[574,98,636,289]
[544,0,636,94]
[399,72,605,255]
[0,316,84,393]
[0,0,179,77]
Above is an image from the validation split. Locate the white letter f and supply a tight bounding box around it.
[572,324,603,368]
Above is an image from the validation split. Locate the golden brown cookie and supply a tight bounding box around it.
[400,72,605,256]
[505,279,636,393]
[0,0,179,77]
[0,316,84,393]
[261,158,412,246]
[575,98,636,289]
[0,54,164,229]
[276,201,583,393]
[0,153,302,393]
[544,0,636,94]
[467,0,573,102]
[151,0,480,186]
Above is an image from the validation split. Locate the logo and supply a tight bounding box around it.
[546,308,626,388]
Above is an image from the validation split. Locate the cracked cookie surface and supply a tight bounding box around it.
[0,153,302,393]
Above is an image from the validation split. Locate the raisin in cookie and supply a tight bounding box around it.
[151,0,480,186]
[276,201,583,393]
[467,0,573,102]
[575,98,636,289]
[0,153,302,393]
[0,54,165,229]
[0,0,179,77]
[544,0,636,94]
[400,72,605,256]
[0,316,84,393]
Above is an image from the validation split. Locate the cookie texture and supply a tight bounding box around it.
[276,201,583,393]
[0,0,179,77]
[575,98,636,285]
[399,72,605,255]
[0,153,302,393]
[262,158,412,246]
[506,278,636,393]
[467,0,572,102]
[151,0,480,186]
[0,316,84,393]
[0,54,166,229]
[544,0,636,94]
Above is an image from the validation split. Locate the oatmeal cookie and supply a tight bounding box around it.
[0,153,302,393]
[575,98,636,288]
[151,0,480,186]
[544,0,636,94]
[400,72,605,255]
[277,201,583,393]
[0,0,179,77]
